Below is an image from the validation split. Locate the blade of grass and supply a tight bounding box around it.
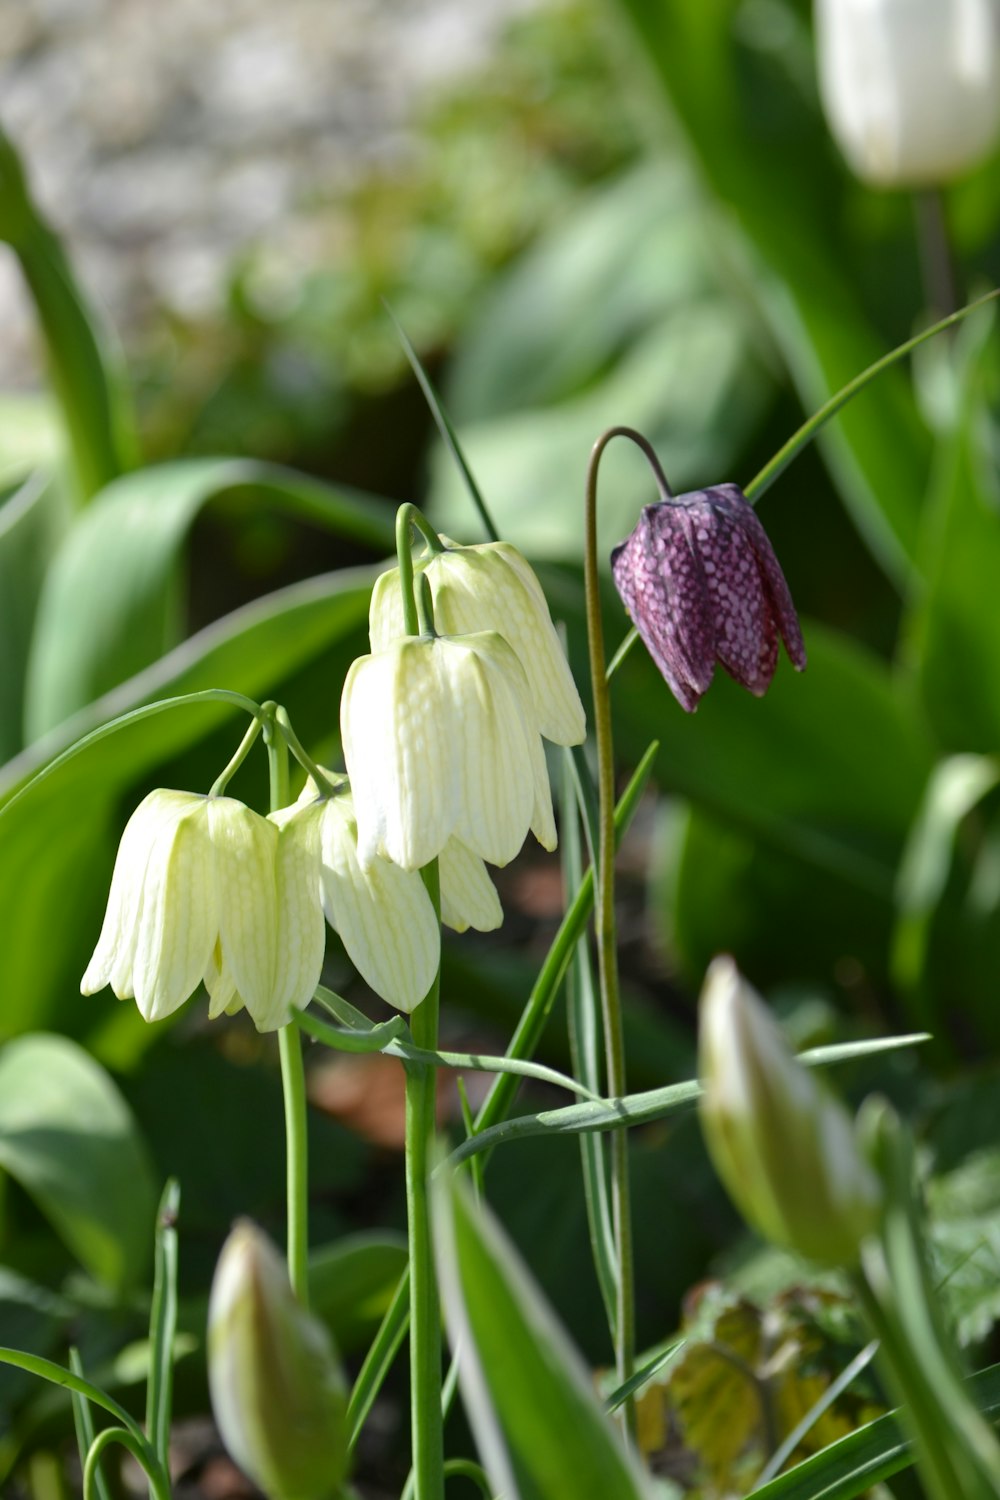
[68,1349,112,1500]
[562,745,617,1336]
[145,1179,180,1471]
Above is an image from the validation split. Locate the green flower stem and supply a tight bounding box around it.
[852,1269,966,1500]
[273,706,341,796]
[584,426,650,1439]
[914,190,958,320]
[264,713,310,1307]
[406,859,445,1500]
[396,503,446,636]
[209,715,263,796]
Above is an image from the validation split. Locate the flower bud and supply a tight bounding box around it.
[698,957,880,1266]
[208,1222,348,1500]
[611,484,805,712]
[815,0,1000,187]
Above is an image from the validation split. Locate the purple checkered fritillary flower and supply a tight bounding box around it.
[611,484,806,712]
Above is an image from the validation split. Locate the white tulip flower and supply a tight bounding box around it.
[815,0,1000,186]
[208,1221,348,1500]
[82,789,291,1030]
[699,956,881,1265]
[369,536,586,746]
[272,781,441,1012]
[341,631,556,873]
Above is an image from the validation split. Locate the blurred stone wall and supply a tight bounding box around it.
[0,0,538,386]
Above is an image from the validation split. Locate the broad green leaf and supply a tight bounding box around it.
[906,325,1000,749]
[430,166,771,558]
[0,470,71,761]
[309,1233,408,1355]
[0,1034,156,1292]
[892,755,1000,999]
[609,0,930,583]
[25,457,394,738]
[0,125,135,501]
[433,1169,653,1500]
[0,566,372,1038]
[614,618,935,895]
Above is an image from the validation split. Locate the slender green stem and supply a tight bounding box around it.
[209,715,263,796]
[348,1270,411,1448]
[852,1269,965,1500]
[442,1459,494,1499]
[69,1350,113,1500]
[396,503,445,638]
[273,706,341,795]
[584,427,641,1437]
[914,190,959,320]
[278,1028,310,1307]
[264,716,310,1306]
[746,289,1000,504]
[406,860,444,1500]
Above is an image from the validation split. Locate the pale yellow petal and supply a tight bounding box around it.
[204,941,243,1020]
[208,799,281,1031]
[342,641,459,870]
[318,795,439,1012]
[82,789,191,999]
[439,838,503,933]
[444,635,535,866]
[132,797,218,1022]
[269,803,326,1016]
[426,543,586,745]
[368,566,409,651]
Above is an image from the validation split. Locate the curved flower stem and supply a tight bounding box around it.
[209,714,263,796]
[584,425,665,1439]
[396,503,446,636]
[264,711,310,1307]
[273,706,342,797]
[406,860,445,1500]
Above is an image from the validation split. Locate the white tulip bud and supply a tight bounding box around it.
[815,0,1000,187]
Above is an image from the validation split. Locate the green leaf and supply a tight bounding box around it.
[892,754,1000,999]
[609,0,930,583]
[615,619,935,896]
[0,470,71,761]
[308,1233,408,1355]
[447,1034,927,1169]
[429,164,771,559]
[0,125,135,501]
[433,1168,654,1500]
[906,322,1000,749]
[0,566,372,1038]
[0,1034,157,1292]
[25,457,394,738]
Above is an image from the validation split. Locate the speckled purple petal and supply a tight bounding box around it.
[611,504,715,711]
[611,481,806,710]
[706,485,807,673]
[684,496,775,695]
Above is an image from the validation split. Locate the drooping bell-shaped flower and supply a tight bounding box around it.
[815,0,1000,187]
[270,779,441,1013]
[341,631,556,872]
[699,956,881,1266]
[611,484,806,712]
[82,789,291,1030]
[438,835,503,933]
[208,1221,349,1500]
[369,536,586,746]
